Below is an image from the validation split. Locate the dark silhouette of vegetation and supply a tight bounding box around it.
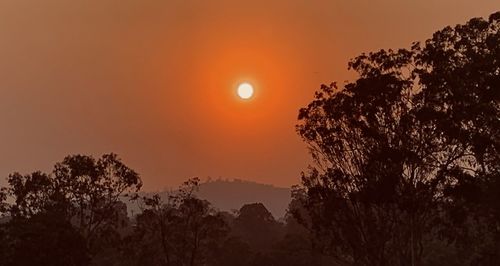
[0,154,327,266]
[123,178,228,266]
[0,12,498,266]
[295,11,499,266]
[0,154,141,265]
[232,203,284,252]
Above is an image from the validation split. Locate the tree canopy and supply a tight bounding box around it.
[296,11,499,266]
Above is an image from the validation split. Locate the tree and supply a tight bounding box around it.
[416,12,500,265]
[210,236,254,266]
[296,12,499,266]
[271,186,331,266]
[232,203,284,253]
[1,153,142,262]
[0,209,89,266]
[125,178,228,266]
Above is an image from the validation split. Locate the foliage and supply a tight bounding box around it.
[232,203,284,252]
[0,153,142,264]
[123,178,229,266]
[0,209,89,266]
[296,12,499,266]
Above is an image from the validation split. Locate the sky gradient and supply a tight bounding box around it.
[0,0,498,190]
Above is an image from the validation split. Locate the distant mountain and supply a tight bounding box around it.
[126,179,292,219]
[197,179,291,219]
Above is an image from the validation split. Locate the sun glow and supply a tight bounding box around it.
[237,83,254,99]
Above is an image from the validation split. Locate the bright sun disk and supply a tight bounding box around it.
[237,83,254,99]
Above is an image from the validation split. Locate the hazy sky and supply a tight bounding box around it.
[0,1,497,190]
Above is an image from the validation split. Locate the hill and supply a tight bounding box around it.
[127,179,292,219]
[197,179,291,219]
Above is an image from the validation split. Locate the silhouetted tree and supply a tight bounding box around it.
[210,236,254,266]
[124,178,228,266]
[416,11,500,265]
[271,187,330,266]
[0,153,141,264]
[0,209,89,266]
[296,12,499,266]
[232,203,284,252]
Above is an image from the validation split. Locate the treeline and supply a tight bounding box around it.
[0,155,323,266]
[1,11,499,266]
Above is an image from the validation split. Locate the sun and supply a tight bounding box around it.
[237,82,254,99]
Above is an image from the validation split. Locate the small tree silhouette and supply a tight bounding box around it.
[125,178,228,266]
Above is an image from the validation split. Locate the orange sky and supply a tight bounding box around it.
[0,1,497,190]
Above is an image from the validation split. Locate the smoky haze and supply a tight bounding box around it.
[0,0,497,190]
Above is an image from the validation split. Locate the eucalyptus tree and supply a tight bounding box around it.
[296,12,499,266]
